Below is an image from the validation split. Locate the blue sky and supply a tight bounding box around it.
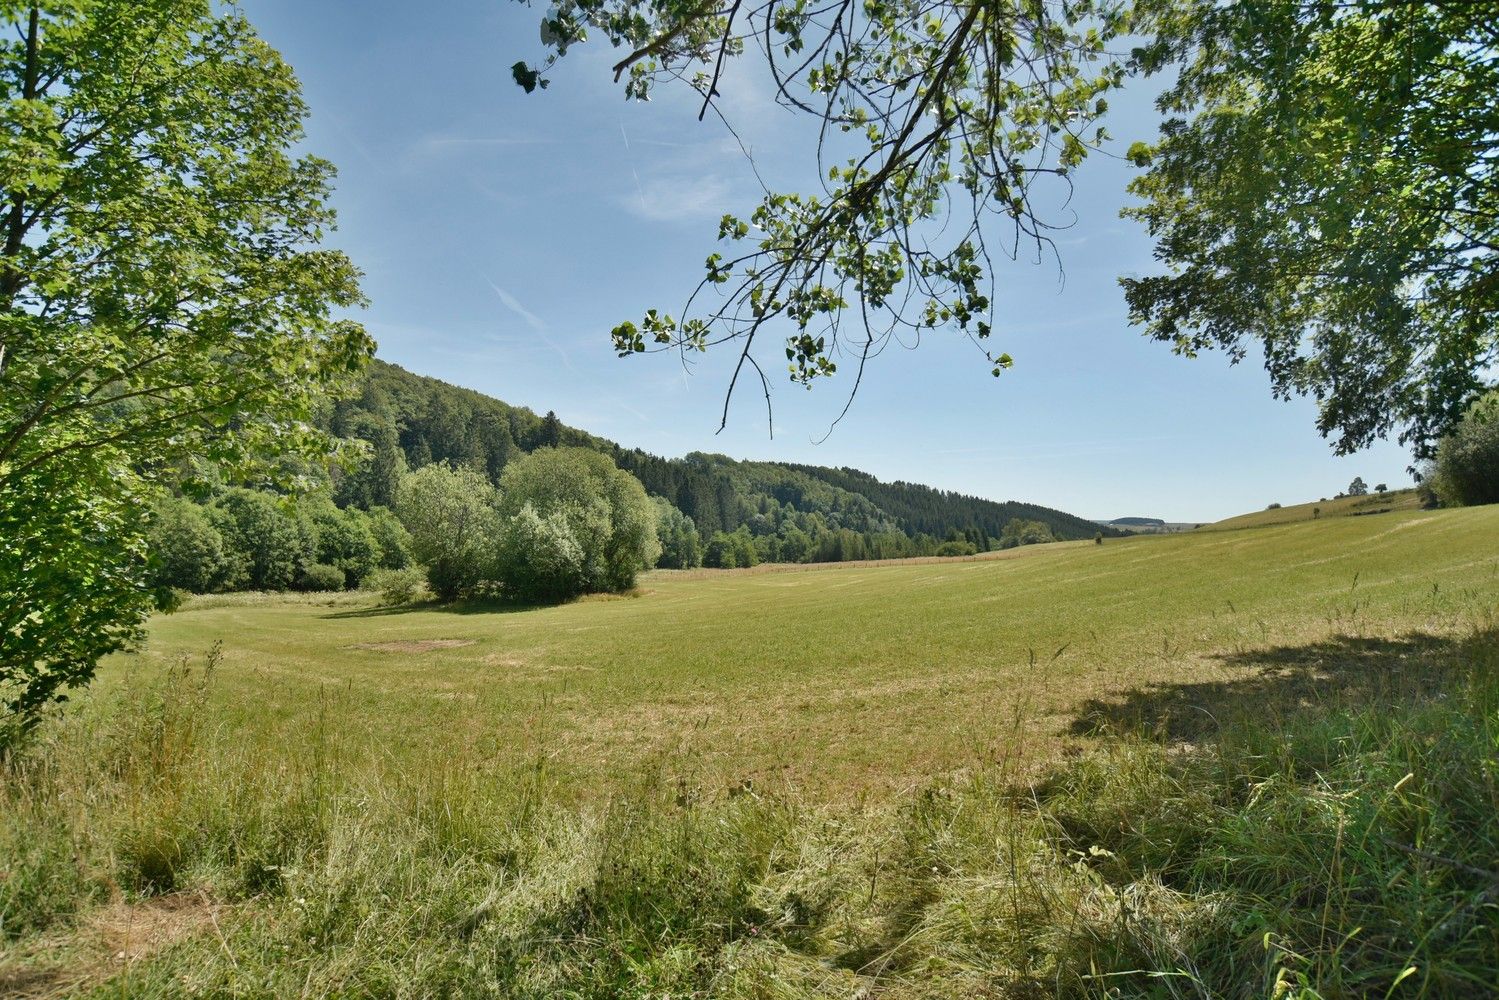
[245,0,1414,522]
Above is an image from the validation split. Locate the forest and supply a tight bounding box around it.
[147,358,1116,598]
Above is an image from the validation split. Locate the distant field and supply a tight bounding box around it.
[1204,487,1423,531]
[110,502,1496,797]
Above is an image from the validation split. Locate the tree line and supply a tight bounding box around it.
[317,359,1115,567]
[147,360,1085,600]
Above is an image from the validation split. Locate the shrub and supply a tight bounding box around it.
[394,465,499,600]
[1430,390,1499,506]
[300,496,379,588]
[495,504,586,602]
[366,506,413,569]
[365,566,428,606]
[147,496,230,593]
[998,518,1054,549]
[295,563,345,592]
[935,540,978,557]
[1267,502,1281,509]
[497,448,660,595]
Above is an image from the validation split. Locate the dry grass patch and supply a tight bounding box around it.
[345,638,475,653]
[0,892,226,998]
[89,891,225,963]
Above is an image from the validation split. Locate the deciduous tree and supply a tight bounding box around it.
[394,464,500,600]
[0,1,370,728]
[1124,0,1498,457]
[515,0,1129,427]
[653,496,703,569]
[1429,390,1499,507]
[497,448,661,593]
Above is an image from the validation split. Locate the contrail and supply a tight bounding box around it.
[620,121,648,214]
[483,277,576,373]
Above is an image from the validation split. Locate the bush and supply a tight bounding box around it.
[147,496,230,593]
[1431,390,1499,506]
[394,465,499,600]
[366,506,413,569]
[295,563,345,592]
[495,504,586,602]
[365,566,428,606]
[300,496,380,588]
[497,448,660,596]
[998,518,1054,549]
[935,540,978,557]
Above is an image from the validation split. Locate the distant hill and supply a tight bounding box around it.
[1108,516,1166,527]
[328,360,1118,559]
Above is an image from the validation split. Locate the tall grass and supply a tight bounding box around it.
[4,628,1497,997]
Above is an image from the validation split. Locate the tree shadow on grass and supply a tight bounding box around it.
[1069,632,1480,743]
[320,597,550,620]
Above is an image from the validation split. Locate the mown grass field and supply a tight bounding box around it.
[117,504,1494,796]
[4,504,1498,997]
[1203,488,1424,532]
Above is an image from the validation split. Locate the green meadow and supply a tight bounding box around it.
[1203,489,1425,533]
[4,505,1499,997]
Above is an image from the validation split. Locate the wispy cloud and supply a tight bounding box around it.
[419,135,552,149]
[624,174,734,222]
[484,279,575,372]
[487,281,546,333]
[404,134,554,170]
[620,122,648,215]
[618,400,651,422]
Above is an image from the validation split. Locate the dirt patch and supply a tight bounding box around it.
[89,891,224,962]
[0,966,76,1000]
[0,892,225,998]
[481,652,597,676]
[347,638,476,654]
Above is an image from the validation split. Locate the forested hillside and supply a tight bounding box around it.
[328,360,1115,563]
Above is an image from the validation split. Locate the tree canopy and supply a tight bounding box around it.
[516,0,1496,453]
[498,447,662,596]
[1124,0,1498,458]
[1429,390,1499,507]
[515,0,1129,428]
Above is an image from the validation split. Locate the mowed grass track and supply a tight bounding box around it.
[120,505,1499,797]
